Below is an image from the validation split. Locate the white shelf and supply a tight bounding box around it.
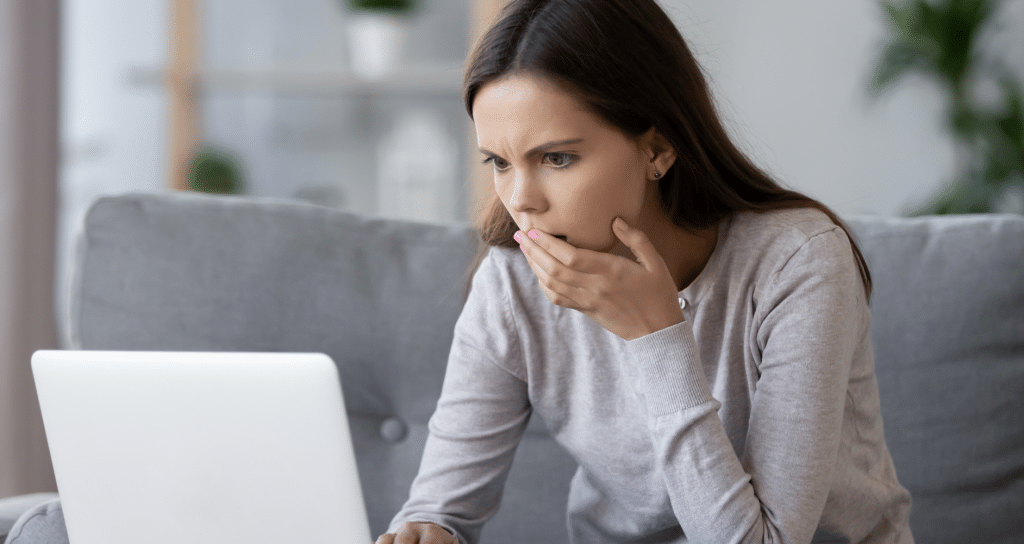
[127,65,465,96]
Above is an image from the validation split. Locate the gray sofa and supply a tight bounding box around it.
[2,192,1022,543]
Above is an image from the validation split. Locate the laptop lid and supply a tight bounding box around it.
[32,350,372,544]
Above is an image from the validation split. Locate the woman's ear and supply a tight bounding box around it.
[640,127,677,179]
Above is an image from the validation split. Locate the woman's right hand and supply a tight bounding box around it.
[374,521,458,544]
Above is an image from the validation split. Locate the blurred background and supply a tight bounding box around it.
[2,0,1022,498]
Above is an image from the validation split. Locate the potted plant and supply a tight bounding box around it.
[869,0,1024,215]
[188,147,244,195]
[344,0,420,79]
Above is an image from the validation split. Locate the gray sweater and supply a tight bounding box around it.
[390,208,914,544]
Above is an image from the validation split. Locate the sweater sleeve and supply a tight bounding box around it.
[388,249,531,544]
[624,228,861,544]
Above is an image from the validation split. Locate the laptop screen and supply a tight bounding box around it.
[32,350,372,544]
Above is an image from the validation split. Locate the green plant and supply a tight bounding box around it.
[870,0,1024,215]
[347,0,417,14]
[188,148,244,195]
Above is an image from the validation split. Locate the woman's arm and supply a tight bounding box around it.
[387,250,532,544]
[626,228,861,543]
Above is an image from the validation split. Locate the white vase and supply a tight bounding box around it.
[346,12,408,80]
[377,108,457,223]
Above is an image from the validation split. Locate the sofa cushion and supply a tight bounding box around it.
[845,213,1024,544]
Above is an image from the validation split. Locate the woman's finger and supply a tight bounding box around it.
[522,229,607,276]
[522,247,585,310]
[612,217,663,273]
[535,274,586,311]
[374,532,396,544]
[517,231,592,289]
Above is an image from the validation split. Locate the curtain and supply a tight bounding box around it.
[0,0,60,497]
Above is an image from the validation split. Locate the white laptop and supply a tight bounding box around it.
[32,350,373,544]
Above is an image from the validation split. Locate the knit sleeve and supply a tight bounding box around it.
[388,248,531,544]
[624,228,862,543]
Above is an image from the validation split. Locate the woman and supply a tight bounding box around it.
[376,0,913,542]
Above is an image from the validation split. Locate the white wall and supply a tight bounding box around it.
[665,0,1024,217]
[57,0,168,342]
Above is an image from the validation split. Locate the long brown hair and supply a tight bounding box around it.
[461,0,871,302]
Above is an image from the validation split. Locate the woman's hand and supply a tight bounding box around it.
[374,521,457,544]
[516,217,684,341]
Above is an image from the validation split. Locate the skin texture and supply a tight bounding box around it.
[475,73,719,340]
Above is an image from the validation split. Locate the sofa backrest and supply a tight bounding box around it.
[844,213,1024,544]
[68,193,1024,543]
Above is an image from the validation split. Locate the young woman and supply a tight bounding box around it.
[376,0,913,542]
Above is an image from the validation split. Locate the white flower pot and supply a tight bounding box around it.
[346,13,408,80]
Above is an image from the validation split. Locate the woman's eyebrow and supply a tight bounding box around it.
[479,138,585,159]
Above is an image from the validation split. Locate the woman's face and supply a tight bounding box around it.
[473,74,665,253]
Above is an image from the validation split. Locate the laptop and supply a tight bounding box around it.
[32,350,373,544]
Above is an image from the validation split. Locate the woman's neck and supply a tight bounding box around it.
[609,215,719,292]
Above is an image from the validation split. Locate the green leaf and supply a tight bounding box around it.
[908,170,1003,215]
[947,96,982,139]
[996,75,1024,141]
[907,180,964,216]
[883,2,917,38]
[934,0,992,89]
[870,41,938,93]
[959,176,1001,212]
[876,0,1019,216]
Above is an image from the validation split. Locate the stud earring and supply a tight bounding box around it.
[653,171,661,179]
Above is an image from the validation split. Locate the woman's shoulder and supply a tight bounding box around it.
[727,207,851,261]
[717,207,856,287]
[730,207,843,246]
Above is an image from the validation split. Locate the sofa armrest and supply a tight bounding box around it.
[0,494,60,543]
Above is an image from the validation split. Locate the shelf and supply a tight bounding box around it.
[127,65,465,96]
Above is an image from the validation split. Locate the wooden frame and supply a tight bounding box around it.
[167,0,199,191]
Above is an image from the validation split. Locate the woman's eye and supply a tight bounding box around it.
[482,156,510,171]
[544,152,576,168]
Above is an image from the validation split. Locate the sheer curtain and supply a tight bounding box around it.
[0,0,60,497]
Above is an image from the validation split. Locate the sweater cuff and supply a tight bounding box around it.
[625,319,715,417]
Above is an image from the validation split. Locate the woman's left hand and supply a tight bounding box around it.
[516,217,685,341]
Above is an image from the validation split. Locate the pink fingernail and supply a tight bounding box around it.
[528,230,540,241]
[513,232,523,243]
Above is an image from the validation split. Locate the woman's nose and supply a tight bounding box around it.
[507,171,545,213]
